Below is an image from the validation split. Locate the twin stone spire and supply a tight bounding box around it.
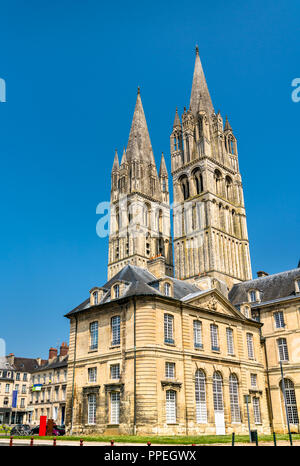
[112,47,216,192]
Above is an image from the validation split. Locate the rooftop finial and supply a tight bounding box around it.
[195,44,199,55]
[137,86,140,95]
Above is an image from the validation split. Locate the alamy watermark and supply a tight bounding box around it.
[96,196,206,249]
[0,78,6,102]
[291,78,300,102]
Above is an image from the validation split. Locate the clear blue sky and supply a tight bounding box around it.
[0,0,299,358]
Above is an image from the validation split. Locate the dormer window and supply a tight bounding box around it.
[295,279,300,293]
[249,290,259,303]
[164,283,171,296]
[114,284,120,299]
[93,291,98,305]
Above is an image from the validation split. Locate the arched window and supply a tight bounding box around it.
[214,170,222,196]
[225,176,233,201]
[213,372,224,412]
[195,369,207,423]
[179,175,190,200]
[280,379,299,424]
[229,374,241,422]
[192,168,203,195]
[143,203,150,227]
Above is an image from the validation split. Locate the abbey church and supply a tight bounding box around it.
[64,49,300,436]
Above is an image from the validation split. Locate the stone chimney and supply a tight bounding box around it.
[257,271,269,278]
[7,353,14,365]
[59,342,69,357]
[147,255,168,279]
[48,347,58,361]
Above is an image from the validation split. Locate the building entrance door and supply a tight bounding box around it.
[214,410,225,435]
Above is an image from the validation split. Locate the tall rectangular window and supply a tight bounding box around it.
[88,394,96,425]
[90,321,98,350]
[251,374,257,387]
[110,364,120,379]
[16,373,20,381]
[111,316,121,345]
[193,321,203,348]
[21,385,26,394]
[274,311,285,329]
[210,324,219,351]
[253,397,261,424]
[165,362,175,379]
[110,392,120,424]
[246,333,254,359]
[164,314,174,344]
[5,384,9,393]
[278,338,289,361]
[226,328,234,355]
[166,390,176,424]
[88,367,97,383]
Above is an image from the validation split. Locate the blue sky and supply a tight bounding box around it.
[0,0,299,358]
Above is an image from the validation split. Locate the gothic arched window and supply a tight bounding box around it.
[179,175,190,200]
[192,168,203,195]
[214,170,222,196]
[225,176,233,201]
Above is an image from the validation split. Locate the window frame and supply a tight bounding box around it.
[246,333,255,359]
[89,321,99,350]
[277,337,289,362]
[210,324,220,352]
[111,315,121,346]
[193,320,203,349]
[87,393,97,425]
[226,327,234,355]
[166,389,177,424]
[164,314,174,345]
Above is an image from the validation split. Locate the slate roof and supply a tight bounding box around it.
[65,264,201,317]
[13,357,42,373]
[229,268,300,306]
[31,355,68,373]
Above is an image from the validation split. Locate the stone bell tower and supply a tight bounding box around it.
[171,47,252,290]
[108,88,173,280]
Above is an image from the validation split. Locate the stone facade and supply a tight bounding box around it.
[65,277,269,435]
[230,269,300,433]
[29,344,68,426]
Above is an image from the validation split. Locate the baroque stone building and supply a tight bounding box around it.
[64,48,300,436]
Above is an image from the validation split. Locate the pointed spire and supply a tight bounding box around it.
[112,149,119,171]
[173,108,181,128]
[120,147,127,165]
[190,46,214,116]
[224,115,232,131]
[126,88,155,164]
[159,152,168,177]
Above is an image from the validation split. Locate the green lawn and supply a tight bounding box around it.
[1,433,300,444]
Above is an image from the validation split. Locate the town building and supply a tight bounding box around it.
[0,355,41,425]
[30,343,68,426]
